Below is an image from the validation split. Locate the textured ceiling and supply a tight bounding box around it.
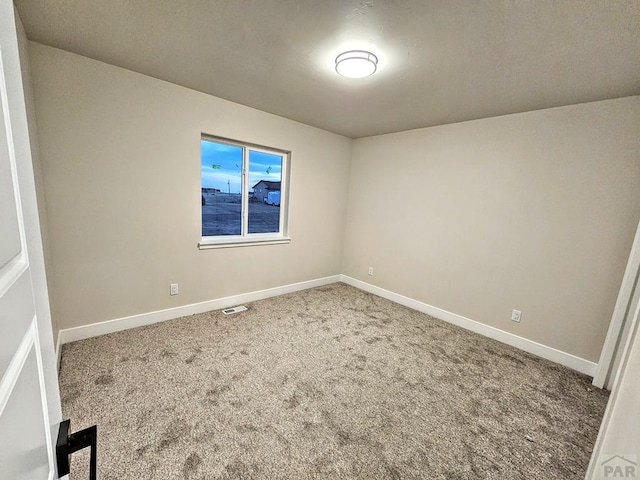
[15,0,640,138]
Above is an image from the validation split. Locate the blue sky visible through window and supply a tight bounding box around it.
[249,150,282,190]
[201,138,284,237]
[201,139,282,193]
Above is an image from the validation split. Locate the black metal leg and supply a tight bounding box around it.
[56,420,98,480]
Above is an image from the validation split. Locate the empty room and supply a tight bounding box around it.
[1,1,639,479]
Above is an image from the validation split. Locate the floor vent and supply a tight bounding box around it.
[222,305,248,315]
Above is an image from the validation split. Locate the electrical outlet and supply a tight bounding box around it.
[368,267,374,276]
[511,309,522,322]
[170,283,179,296]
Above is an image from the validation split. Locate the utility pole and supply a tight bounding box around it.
[227,179,230,195]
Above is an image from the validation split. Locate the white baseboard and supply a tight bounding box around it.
[57,273,597,377]
[57,275,342,346]
[340,275,597,376]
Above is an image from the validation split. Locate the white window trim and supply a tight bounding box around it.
[198,235,291,250]
[199,135,290,249]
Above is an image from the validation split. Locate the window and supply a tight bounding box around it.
[199,135,290,248]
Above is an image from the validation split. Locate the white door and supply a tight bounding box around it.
[0,1,62,479]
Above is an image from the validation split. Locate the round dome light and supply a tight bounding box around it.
[335,50,378,78]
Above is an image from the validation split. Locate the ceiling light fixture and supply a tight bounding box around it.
[335,50,378,78]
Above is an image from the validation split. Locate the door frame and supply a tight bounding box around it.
[585,282,640,477]
[593,220,640,389]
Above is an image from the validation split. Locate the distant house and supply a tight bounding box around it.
[252,180,281,202]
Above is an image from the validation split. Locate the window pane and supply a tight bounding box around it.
[248,150,282,234]
[201,139,243,236]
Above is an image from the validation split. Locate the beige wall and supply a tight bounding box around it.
[343,97,640,362]
[27,39,640,364]
[29,42,352,330]
[15,19,58,342]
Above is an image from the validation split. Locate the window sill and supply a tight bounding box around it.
[198,236,291,250]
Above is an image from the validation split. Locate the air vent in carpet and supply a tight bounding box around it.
[222,305,247,315]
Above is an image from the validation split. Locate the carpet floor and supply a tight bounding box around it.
[59,283,609,479]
